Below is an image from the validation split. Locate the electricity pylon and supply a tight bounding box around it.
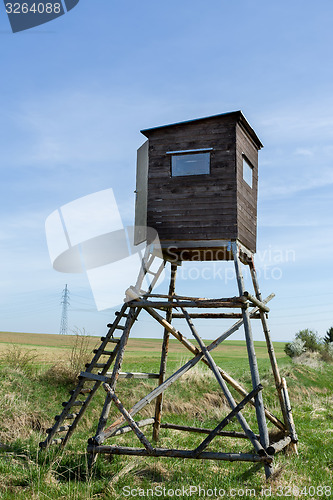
[59,284,70,335]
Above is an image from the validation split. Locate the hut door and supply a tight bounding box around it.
[134,140,148,245]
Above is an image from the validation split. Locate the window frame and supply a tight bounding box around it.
[242,154,254,189]
[167,148,213,178]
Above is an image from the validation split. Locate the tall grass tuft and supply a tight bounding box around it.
[43,327,97,385]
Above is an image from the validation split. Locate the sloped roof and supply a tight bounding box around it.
[141,110,263,150]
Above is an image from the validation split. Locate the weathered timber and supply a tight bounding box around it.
[180,304,265,456]
[172,313,261,319]
[86,445,272,463]
[100,337,120,343]
[55,413,78,421]
[141,294,284,430]
[117,372,160,379]
[193,385,263,457]
[160,423,259,440]
[243,291,270,312]
[86,254,166,468]
[62,401,84,407]
[50,438,64,446]
[138,112,261,254]
[232,242,272,479]
[46,425,71,434]
[266,436,292,456]
[281,378,298,448]
[153,263,177,442]
[93,309,138,442]
[129,298,245,309]
[39,305,128,450]
[94,352,205,444]
[103,384,154,453]
[111,418,155,437]
[248,257,291,436]
[79,372,110,383]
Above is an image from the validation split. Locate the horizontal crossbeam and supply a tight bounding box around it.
[86,445,272,463]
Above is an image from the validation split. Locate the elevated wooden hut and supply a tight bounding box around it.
[134,111,263,260]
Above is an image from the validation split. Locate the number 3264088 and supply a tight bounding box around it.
[5,3,62,14]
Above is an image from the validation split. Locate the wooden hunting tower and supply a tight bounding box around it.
[135,111,263,259]
[41,112,297,481]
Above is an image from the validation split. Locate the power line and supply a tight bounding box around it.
[59,284,70,335]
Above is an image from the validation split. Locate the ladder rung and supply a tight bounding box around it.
[111,315,137,323]
[85,363,106,369]
[114,312,130,318]
[79,372,109,383]
[50,438,64,446]
[46,425,71,434]
[55,413,78,421]
[115,325,126,331]
[146,269,157,275]
[100,337,119,343]
[69,388,92,396]
[62,401,84,407]
[93,349,114,356]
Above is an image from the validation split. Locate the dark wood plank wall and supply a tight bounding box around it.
[235,122,259,253]
[146,117,238,242]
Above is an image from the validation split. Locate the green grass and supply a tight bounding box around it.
[0,333,332,499]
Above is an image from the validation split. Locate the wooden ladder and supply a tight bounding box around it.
[39,246,165,450]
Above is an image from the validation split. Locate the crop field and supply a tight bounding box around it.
[0,331,332,499]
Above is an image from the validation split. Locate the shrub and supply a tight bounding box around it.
[295,329,322,352]
[324,327,333,345]
[0,344,38,372]
[321,342,333,363]
[327,342,333,356]
[42,327,96,385]
[284,338,306,358]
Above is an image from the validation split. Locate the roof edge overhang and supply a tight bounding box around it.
[141,110,263,150]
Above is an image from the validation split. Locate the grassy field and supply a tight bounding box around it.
[0,331,332,499]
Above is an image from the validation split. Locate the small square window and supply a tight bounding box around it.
[243,156,253,188]
[171,153,210,177]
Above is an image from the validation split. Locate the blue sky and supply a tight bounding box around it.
[0,0,332,341]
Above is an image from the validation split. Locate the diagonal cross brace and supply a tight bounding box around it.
[193,384,263,457]
[143,292,284,431]
[103,383,154,453]
[180,305,266,456]
[94,297,280,445]
[94,350,205,444]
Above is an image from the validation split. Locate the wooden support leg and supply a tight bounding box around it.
[248,257,298,453]
[143,303,284,431]
[281,378,298,454]
[231,242,273,479]
[180,306,266,457]
[153,263,178,442]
